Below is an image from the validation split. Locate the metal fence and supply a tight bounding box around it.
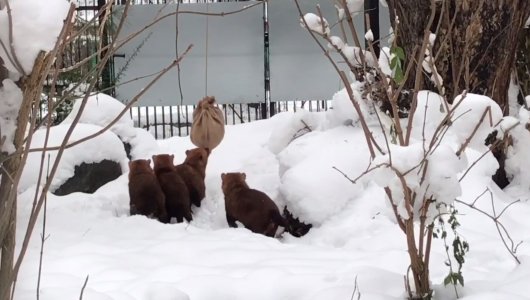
[134,100,330,139]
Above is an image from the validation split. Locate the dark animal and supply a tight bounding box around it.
[175,147,209,207]
[128,159,168,223]
[221,172,287,237]
[152,154,192,223]
[283,206,313,237]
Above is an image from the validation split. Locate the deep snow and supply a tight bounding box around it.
[14,91,530,300]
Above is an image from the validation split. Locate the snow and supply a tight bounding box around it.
[451,93,503,150]
[409,90,449,145]
[0,0,72,74]
[300,13,330,36]
[62,93,134,134]
[13,103,530,300]
[429,33,436,46]
[60,93,162,160]
[4,0,530,298]
[0,78,22,153]
[19,123,129,193]
[327,36,345,51]
[378,47,392,76]
[325,81,371,128]
[365,29,374,42]
[0,0,71,155]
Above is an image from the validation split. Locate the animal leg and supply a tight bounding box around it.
[226,214,238,228]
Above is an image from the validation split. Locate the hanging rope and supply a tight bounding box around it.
[205,0,209,97]
[175,0,184,105]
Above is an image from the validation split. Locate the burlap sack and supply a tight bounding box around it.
[190,96,225,150]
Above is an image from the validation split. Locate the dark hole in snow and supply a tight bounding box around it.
[53,159,122,196]
[485,130,511,189]
[123,141,132,160]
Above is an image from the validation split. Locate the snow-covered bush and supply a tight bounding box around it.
[295,0,514,297]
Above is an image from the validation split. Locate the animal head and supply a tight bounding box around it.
[184,147,210,172]
[152,154,175,172]
[128,159,153,177]
[221,172,247,193]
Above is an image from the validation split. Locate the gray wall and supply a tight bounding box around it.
[113,1,390,106]
[113,2,264,106]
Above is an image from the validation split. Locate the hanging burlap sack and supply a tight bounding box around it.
[190,96,225,150]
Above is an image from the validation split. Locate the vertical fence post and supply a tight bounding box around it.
[262,0,273,118]
[98,0,114,95]
[364,0,380,57]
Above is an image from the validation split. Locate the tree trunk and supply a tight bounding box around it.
[387,0,530,115]
[516,24,529,102]
[0,51,49,300]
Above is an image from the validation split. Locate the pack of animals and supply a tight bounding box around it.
[128,147,311,238]
[128,96,311,238]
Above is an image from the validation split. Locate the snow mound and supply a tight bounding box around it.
[62,93,135,137]
[0,0,72,74]
[371,142,465,223]
[268,111,327,155]
[19,123,128,193]
[278,126,370,225]
[326,82,368,128]
[451,93,503,150]
[410,90,448,145]
[62,93,161,160]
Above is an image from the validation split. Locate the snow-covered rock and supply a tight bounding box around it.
[19,123,128,194]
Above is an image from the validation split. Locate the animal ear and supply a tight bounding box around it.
[146,159,151,165]
[185,150,190,155]
[221,173,226,180]
[171,154,175,159]
[242,173,246,180]
[151,155,156,162]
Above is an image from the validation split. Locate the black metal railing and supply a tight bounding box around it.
[131,100,330,139]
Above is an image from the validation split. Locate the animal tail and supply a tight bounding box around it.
[271,210,288,228]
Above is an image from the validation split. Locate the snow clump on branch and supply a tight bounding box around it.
[301,13,330,36]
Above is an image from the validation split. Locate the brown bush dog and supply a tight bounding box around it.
[174,147,210,208]
[221,172,287,237]
[152,154,192,223]
[128,159,168,223]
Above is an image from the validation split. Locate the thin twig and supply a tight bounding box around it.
[4,0,26,75]
[79,275,89,300]
[294,0,378,159]
[29,45,193,153]
[455,188,522,264]
[36,155,51,300]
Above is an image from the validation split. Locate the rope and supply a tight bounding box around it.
[175,0,184,105]
[205,0,209,97]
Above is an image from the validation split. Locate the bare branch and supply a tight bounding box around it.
[79,275,89,300]
[455,188,522,264]
[29,44,193,153]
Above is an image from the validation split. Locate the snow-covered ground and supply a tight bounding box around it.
[3,1,530,298]
[14,91,530,300]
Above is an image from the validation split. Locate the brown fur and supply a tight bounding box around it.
[175,147,210,207]
[152,154,192,223]
[221,172,287,237]
[128,159,168,223]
